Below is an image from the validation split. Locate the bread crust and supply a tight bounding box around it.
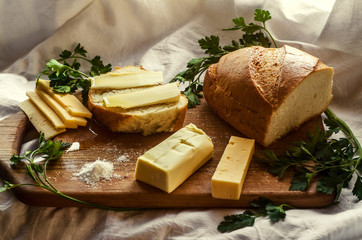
[203,45,333,146]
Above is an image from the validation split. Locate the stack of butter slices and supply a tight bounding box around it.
[88,66,188,135]
[19,80,92,139]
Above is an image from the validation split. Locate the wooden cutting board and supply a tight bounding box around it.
[0,99,334,208]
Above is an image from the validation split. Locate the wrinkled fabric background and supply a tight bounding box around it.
[0,0,361,239]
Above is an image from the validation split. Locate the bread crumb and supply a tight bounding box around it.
[66,142,80,153]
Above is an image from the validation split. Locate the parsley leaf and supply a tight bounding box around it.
[37,43,112,104]
[172,9,276,108]
[254,9,272,23]
[218,197,293,233]
[352,175,362,199]
[218,211,257,233]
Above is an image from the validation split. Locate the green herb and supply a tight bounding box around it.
[218,197,293,233]
[260,108,362,201]
[171,9,276,108]
[36,43,112,104]
[2,133,143,211]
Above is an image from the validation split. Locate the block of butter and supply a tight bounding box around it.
[211,136,255,200]
[135,123,214,193]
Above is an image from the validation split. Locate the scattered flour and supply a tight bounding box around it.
[116,154,129,162]
[73,158,114,185]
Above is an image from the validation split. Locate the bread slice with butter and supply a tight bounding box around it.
[88,66,188,135]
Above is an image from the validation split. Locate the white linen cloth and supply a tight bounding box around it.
[1,0,361,239]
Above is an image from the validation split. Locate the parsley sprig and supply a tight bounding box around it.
[36,43,112,104]
[261,108,362,201]
[218,197,293,233]
[171,9,276,108]
[1,133,143,211]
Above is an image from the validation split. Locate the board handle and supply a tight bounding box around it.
[0,111,29,183]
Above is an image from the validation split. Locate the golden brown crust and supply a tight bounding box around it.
[203,45,333,146]
[171,96,188,131]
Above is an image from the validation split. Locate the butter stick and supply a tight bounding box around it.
[135,123,214,193]
[211,136,255,200]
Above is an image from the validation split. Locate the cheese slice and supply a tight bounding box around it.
[135,123,214,193]
[19,100,66,140]
[36,89,87,128]
[91,71,163,89]
[37,79,92,118]
[103,82,180,109]
[211,136,255,200]
[26,91,66,129]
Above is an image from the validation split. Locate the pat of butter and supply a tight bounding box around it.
[91,71,163,89]
[211,136,255,200]
[103,82,180,109]
[135,123,214,193]
[37,79,92,118]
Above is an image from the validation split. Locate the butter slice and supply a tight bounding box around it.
[135,123,214,193]
[19,100,66,140]
[37,79,92,118]
[91,71,163,89]
[26,91,66,129]
[36,89,87,128]
[103,82,180,109]
[211,136,255,200]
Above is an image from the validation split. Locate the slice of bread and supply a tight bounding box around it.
[203,45,334,147]
[88,66,188,135]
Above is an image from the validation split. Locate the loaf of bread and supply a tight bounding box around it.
[88,66,188,135]
[203,45,334,146]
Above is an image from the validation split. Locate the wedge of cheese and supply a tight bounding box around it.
[36,89,87,128]
[26,91,66,129]
[103,82,180,109]
[135,123,214,193]
[91,71,163,89]
[211,136,255,200]
[37,79,92,118]
[19,100,66,140]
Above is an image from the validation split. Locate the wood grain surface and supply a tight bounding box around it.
[0,99,334,208]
